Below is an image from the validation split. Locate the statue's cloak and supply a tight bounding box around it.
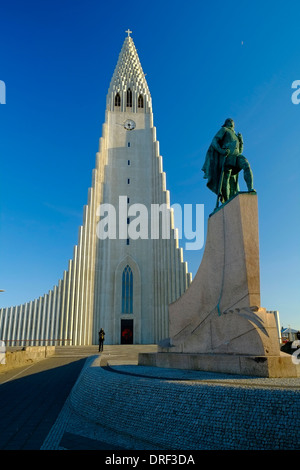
[202,130,239,202]
[201,145,223,195]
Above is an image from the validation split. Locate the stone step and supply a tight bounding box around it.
[54,346,99,357]
[54,344,158,360]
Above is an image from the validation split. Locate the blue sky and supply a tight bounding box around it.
[0,0,299,330]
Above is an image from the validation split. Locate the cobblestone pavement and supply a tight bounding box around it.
[41,345,300,451]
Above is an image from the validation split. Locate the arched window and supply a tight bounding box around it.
[127,88,132,107]
[138,94,144,108]
[122,265,133,313]
[115,93,121,107]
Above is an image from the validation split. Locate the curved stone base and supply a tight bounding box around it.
[138,351,300,378]
[65,356,300,450]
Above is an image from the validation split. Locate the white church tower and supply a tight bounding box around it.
[0,32,191,346]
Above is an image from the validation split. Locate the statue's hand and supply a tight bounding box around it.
[237,132,243,141]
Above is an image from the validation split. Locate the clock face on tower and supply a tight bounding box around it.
[124,119,136,130]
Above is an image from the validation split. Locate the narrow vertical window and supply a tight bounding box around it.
[127,88,132,107]
[128,160,131,165]
[115,93,121,107]
[127,178,130,184]
[138,94,144,108]
[122,265,133,313]
[128,142,131,147]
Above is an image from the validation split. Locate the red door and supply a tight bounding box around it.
[121,319,133,344]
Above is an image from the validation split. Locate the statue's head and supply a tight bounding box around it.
[223,118,234,129]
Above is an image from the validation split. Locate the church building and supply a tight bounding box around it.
[0,32,191,346]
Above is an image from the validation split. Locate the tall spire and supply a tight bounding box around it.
[107,32,152,112]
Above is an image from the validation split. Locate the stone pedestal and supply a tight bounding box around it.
[139,193,300,377]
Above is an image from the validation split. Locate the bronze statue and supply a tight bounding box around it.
[202,118,255,207]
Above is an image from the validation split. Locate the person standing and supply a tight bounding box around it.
[98,328,105,352]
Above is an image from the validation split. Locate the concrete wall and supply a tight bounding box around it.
[1,346,55,370]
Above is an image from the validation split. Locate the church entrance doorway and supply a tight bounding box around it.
[121,319,133,344]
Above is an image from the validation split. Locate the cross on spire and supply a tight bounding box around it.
[125,29,132,37]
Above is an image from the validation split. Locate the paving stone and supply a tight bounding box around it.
[42,347,300,450]
[2,346,299,450]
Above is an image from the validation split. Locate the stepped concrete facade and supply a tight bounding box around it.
[0,33,191,347]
